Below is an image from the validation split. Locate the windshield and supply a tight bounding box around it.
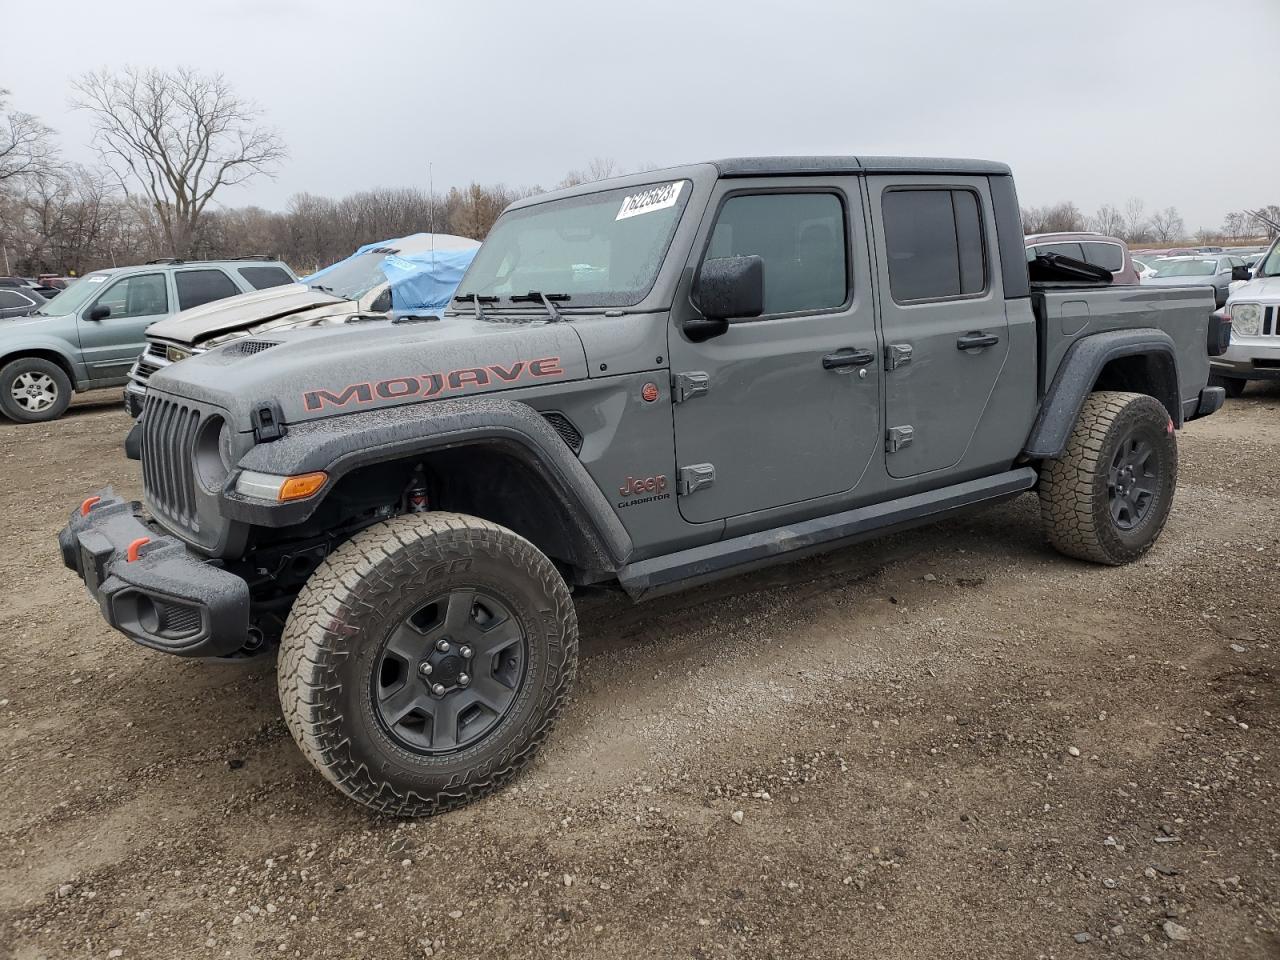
[1258,240,1280,278]
[455,180,692,307]
[34,273,108,316]
[306,251,392,300]
[1152,258,1217,278]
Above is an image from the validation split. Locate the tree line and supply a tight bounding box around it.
[1,68,1276,279]
[1022,197,1279,248]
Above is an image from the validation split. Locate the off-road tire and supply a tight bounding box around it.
[1208,374,1247,399]
[0,357,72,423]
[278,512,577,816]
[1039,391,1178,565]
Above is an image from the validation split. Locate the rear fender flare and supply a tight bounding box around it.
[1023,329,1181,459]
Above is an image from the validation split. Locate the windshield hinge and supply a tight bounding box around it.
[672,371,709,404]
[251,400,288,443]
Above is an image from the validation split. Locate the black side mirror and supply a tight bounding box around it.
[695,255,764,321]
[86,305,110,321]
[1231,265,1252,282]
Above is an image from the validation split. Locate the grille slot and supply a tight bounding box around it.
[541,412,583,454]
[1265,306,1274,337]
[142,396,202,532]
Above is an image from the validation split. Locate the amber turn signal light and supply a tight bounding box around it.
[279,472,328,501]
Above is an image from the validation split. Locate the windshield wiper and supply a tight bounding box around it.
[510,291,570,322]
[453,292,498,321]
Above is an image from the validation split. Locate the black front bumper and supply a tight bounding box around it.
[58,488,250,657]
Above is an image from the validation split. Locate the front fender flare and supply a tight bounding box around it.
[223,397,633,572]
[1023,328,1181,459]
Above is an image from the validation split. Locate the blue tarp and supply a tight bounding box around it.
[304,236,478,312]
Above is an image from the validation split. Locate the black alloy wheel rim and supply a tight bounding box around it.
[372,588,528,755]
[1108,429,1158,531]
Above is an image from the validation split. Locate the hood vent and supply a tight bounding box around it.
[230,339,280,356]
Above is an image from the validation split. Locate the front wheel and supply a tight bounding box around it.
[0,357,72,423]
[1038,391,1178,565]
[278,512,578,816]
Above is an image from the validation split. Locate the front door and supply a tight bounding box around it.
[668,179,881,524]
[76,271,172,383]
[866,176,1009,479]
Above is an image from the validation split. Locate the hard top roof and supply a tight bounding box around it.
[712,156,1011,177]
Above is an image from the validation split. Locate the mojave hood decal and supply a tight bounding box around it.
[302,356,566,412]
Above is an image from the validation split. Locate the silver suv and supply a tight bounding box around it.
[0,257,295,423]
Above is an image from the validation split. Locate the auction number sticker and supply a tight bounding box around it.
[616,181,684,221]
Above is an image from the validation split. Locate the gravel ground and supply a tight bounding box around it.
[0,387,1277,960]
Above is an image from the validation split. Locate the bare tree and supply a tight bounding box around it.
[1090,203,1125,237]
[0,89,58,186]
[557,157,620,189]
[73,66,285,259]
[1021,201,1085,235]
[1148,206,1184,244]
[1121,197,1149,244]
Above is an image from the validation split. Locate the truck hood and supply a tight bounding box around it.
[145,284,351,344]
[147,313,589,428]
[1227,276,1280,304]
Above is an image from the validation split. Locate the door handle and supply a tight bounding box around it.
[822,348,876,370]
[956,331,1000,350]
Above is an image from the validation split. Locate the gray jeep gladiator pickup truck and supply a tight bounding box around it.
[59,157,1225,816]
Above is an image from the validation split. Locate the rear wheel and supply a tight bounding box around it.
[0,357,72,423]
[278,512,577,816]
[1039,391,1178,565]
[1208,374,1247,399]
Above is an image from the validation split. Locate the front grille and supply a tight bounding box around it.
[141,395,202,532]
[541,411,583,454]
[147,341,167,359]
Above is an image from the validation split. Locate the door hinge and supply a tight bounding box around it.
[672,371,709,404]
[677,463,716,495]
[886,425,914,453]
[885,343,912,370]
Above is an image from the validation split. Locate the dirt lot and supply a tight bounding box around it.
[1,388,1277,960]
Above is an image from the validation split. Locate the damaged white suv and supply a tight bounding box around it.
[1213,237,1280,397]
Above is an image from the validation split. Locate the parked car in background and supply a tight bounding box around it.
[1024,232,1140,283]
[1131,255,1158,280]
[0,257,296,423]
[1211,237,1280,397]
[0,276,61,299]
[124,233,479,416]
[0,286,46,319]
[1145,254,1251,307]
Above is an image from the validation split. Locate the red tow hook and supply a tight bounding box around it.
[126,537,151,563]
[80,496,101,516]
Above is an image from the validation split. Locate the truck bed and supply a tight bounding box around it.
[1031,283,1213,414]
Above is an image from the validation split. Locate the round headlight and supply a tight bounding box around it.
[1231,303,1261,337]
[194,415,233,492]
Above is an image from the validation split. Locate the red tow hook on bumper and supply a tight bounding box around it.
[126,537,151,563]
[80,496,101,516]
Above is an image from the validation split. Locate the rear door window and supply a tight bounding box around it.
[237,265,295,290]
[1029,241,1086,262]
[882,188,987,302]
[0,290,34,310]
[175,269,240,311]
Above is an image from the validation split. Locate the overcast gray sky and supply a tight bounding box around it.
[5,0,1277,230]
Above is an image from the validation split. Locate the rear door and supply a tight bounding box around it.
[668,178,881,522]
[76,272,171,382]
[867,176,1008,479]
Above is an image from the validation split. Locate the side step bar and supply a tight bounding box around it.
[617,467,1038,601]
